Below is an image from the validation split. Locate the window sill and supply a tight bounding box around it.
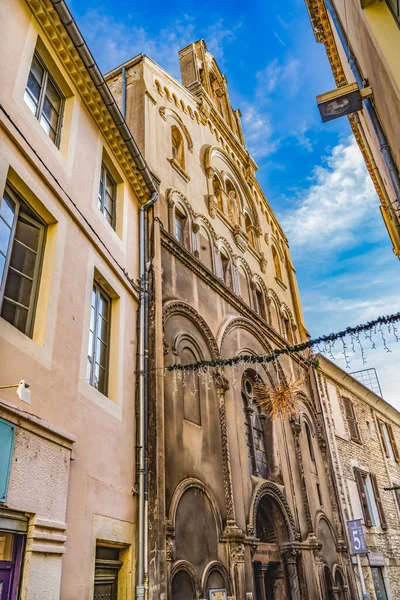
[168,158,190,182]
[275,277,287,290]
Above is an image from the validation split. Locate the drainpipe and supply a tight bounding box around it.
[137,191,158,600]
[121,67,127,119]
[324,0,400,209]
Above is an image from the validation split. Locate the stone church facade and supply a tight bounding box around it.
[106,41,354,600]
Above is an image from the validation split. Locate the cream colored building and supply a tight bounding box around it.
[315,357,400,600]
[106,41,354,600]
[305,0,400,259]
[0,0,155,598]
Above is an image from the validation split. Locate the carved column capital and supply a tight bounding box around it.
[215,370,230,393]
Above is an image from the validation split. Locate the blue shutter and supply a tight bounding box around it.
[0,418,15,502]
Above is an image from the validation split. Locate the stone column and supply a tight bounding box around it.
[290,420,314,535]
[283,548,302,600]
[215,370,237,527]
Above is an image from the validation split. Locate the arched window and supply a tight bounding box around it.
[181,346,201,425]
[238,266,251,306]
[198,227,213,272]
[171,125,185,170]
[212,176,224,212]
[220,249,233,290]
[245,213,255,246]
[242,373,268,479]
[272,246,282,280]
[283,316,293,343]
[205,568,229,598]
[175,207,190,249]
[171,570,196,600]
[304,421,315,462]
[254,286,267,320]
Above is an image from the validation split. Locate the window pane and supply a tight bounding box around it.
[1,298,29,333]
[44,79,61,113]
[0,218,13,258]
[1,192,16,227]
[31,55,44,84]
[97,314,109,342]
[14,217,40,252]
[3,269,33,309]
[0,533,14,561]
[88,284,110,395]
[0,253,5,283]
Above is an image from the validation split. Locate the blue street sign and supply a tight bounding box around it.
[347,519,367,554]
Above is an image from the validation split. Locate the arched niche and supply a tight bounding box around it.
[159,106,194,153]
[170,480,222,575]
[316,513,339,570]
[197,224,214,272]
[171,563,197,600]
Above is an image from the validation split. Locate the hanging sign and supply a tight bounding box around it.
[347,519,367,554]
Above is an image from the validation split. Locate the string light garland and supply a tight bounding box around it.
[166,311,400,372]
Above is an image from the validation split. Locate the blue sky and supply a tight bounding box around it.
[70,0,400,406]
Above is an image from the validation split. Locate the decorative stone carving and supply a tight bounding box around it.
[233,225,248,253]
[290,419,314,534]
[208,194,218,219]
[282,548,302,600]
[166,536,175,562]
[230,542,245,563]
[214,369,236,526]
[259,253,268,274]
[192,222,200,234]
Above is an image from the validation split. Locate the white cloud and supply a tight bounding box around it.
[241,104,280,160]
[281,137,380,254]
[76,9,239,78]
[256,57,300,97]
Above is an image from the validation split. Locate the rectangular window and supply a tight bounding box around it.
[87,281,111,396]
[378,419,399,462]
[24,52,64,146]
[354,468,387,529]
[0,185,45,337]
[342,397,361,442]
[98,164,117,229]
[94,544,122,600]
[385,0,400,28]
[371,567,389,600]
[317,483,323,507]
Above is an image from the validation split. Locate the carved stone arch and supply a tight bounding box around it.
[170,560,200,598]
[193,214,218,247]
[218,316,273,356]
[251,273,269,299]
[297,393,323,438]
[163,300,220,361]
[168,477,224,536]
[267,288,281,308]
[172,332,204,360]
[280,303,296,329]
[204,146,261,229]
[201,561,232,596]
[332,563,346,582]
[166,188,195,217]
[217,317,288,387]
[235,256,252,282]
[314,512,339,550]
[216,236,235,258]
[159,106,194,153]
[249,480,299,541]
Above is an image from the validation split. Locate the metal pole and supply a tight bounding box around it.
[356,555,369,600]
[324,0,400,208]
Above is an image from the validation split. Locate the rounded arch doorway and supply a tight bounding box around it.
[251,491,301,600]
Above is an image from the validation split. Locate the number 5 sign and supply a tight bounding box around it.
[347,519,367,554]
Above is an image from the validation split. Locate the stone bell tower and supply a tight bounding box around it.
[178,40,244,143]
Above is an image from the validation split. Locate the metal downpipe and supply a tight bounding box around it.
[121,67,127,119]
[136,191,158,600]
[324,0,400,207]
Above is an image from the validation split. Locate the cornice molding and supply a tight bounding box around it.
[26,0,149,201]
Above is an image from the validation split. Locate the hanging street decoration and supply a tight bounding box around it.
[166,311,400,373]
[254,377,304,420]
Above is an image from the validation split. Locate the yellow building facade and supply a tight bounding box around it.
[305,0,400,259]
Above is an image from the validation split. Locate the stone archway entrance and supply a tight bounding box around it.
[252,495,301,600]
